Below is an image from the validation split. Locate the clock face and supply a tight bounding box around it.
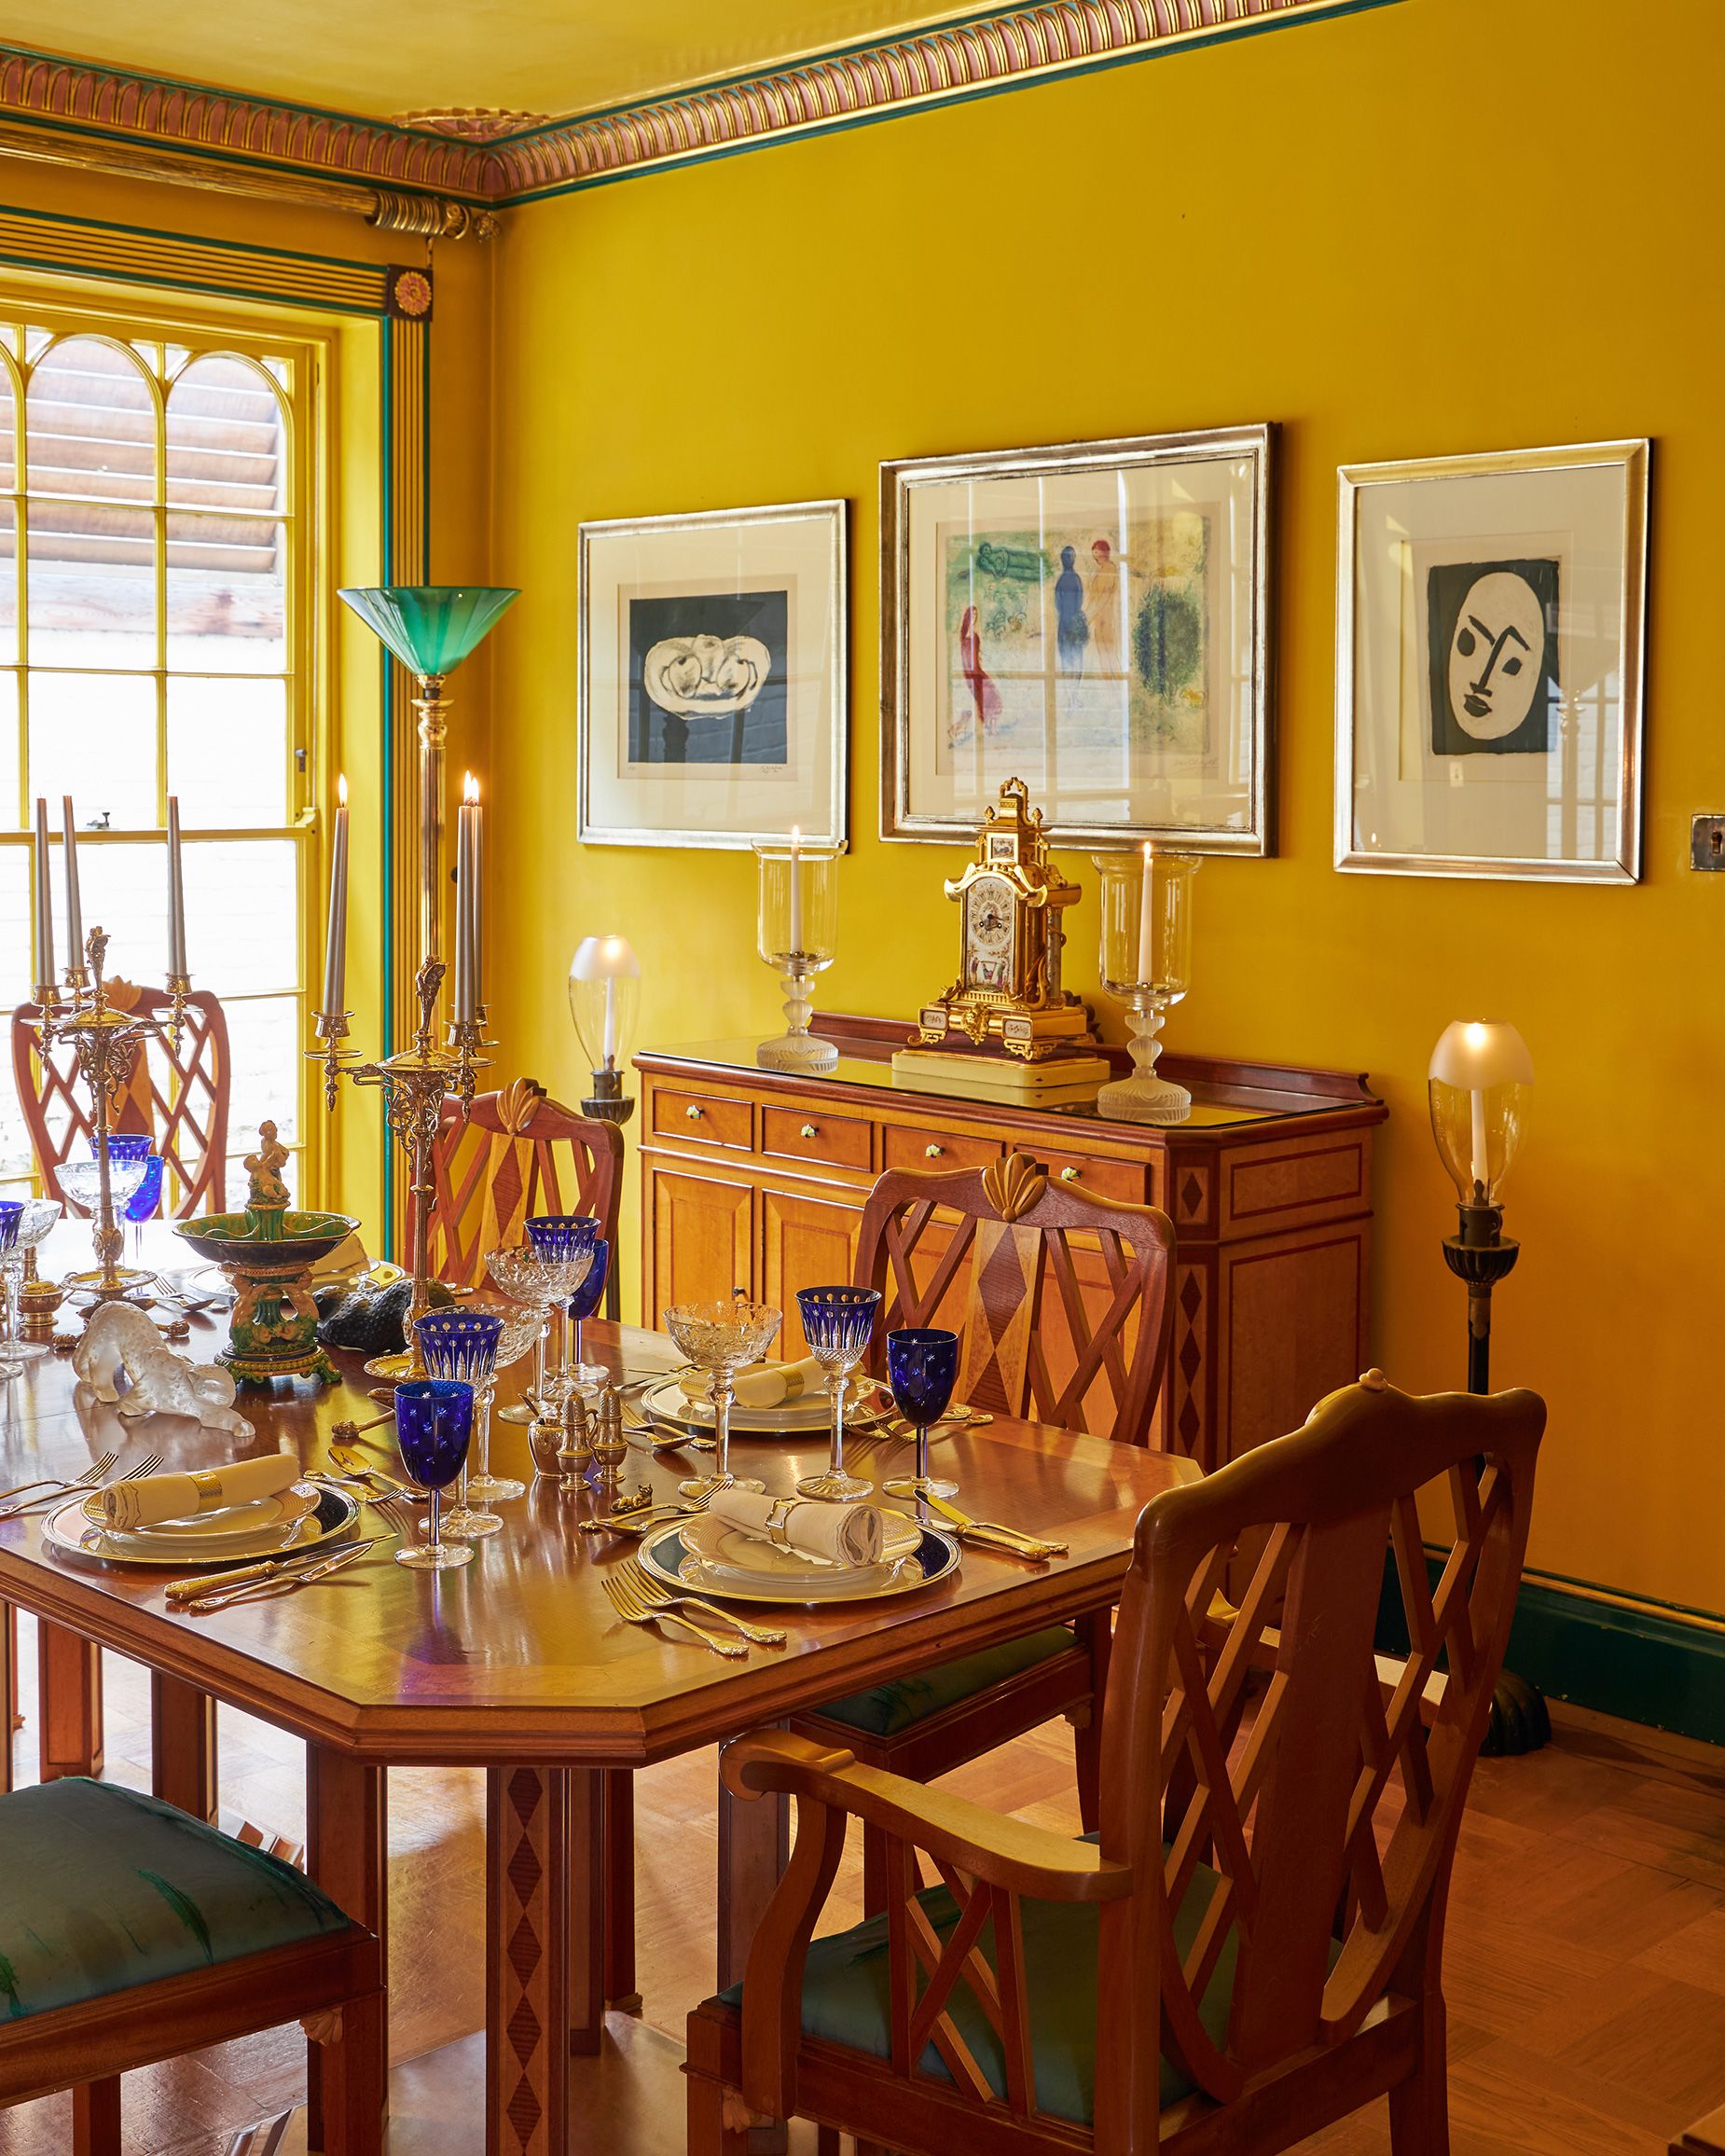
[965,874,1015,988]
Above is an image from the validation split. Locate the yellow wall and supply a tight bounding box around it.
[487,0,1725,1616]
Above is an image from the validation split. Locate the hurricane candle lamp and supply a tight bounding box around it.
[752,832,841,1073]
[569,933,641,1126]
[1091,845,1199,1125]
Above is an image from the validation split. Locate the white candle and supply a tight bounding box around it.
[453,774,478,1025]
[1135,839,1156,988]
[788,825,803,956]
[602,976,618,1067]
[320,776,349,1019]
[166,795,187,977]
[1470,1087,1489,1196]
[61,795,84,971]
[31,796,54,989]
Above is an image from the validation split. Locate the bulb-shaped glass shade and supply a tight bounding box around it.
[1428,1020,1533,1205]
[338,586,519,677]
[1092,849,1199,1001]
[569,933,642,1072]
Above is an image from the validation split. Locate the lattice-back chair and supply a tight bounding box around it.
[11,983,230,1217]
[790,1151,1176,1907]
[691,1374,1546,2156]
[412,1077,625,1292]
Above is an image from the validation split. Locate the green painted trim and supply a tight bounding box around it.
[500,0,1405,206]
[379,315,398,1252]
[1376,1558,1725,1750]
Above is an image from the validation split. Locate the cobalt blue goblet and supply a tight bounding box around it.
[794,1284,881,1502]
[567,1237,609,1387]
[524,1214,600,1403]
[881,1327,961,1502]
[393,1377,476,1569]
[415,1308,513,1531]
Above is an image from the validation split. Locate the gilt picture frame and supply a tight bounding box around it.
[579,498,848,850]
[1335,439,1649,883]
[880,425,1274,852]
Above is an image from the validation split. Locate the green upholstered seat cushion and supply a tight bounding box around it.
[0,1777,353,2021]
[722,1843,1238,2126]
[814,1625,1078,1739]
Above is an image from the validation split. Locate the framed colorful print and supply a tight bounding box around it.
[579,498,847,850]
[880,424,1273,853]
[1335,439,1649,883]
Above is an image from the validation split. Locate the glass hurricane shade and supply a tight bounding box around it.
[337,586,519,677]
[1092,849,1199,999]
[1428,1020,1533,1206]
[568,935,641,1072]
[753,838,840,968]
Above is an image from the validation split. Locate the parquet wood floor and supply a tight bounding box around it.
[2,1614,1722,2154]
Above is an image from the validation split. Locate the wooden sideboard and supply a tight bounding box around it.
[634,1016,1387,1474]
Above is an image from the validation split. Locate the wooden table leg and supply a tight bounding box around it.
[307,1747,388,2151]
[602,1767,640,2011]
[36,1618,102,1780]
[150,1671,218,1822]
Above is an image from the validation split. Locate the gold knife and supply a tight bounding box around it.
[182,1540,377,1613]
[918,1490,1068,1558]
[166,1537,372,1604]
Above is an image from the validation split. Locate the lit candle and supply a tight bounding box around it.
[320,776,349,1020]
[453,773,478,1026]
[31,796,54,990]
[602,974,618,1067]
[788,825,803,956]
[1470,1086,1489,1197]
[166,795,187,978]
[1135,839,1156,988]
[61,795,84,972]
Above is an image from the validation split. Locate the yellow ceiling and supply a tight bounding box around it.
[7,2,994,125]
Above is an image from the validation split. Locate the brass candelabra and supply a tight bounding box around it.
[311,955,488,1379]
[36,928,191,1314]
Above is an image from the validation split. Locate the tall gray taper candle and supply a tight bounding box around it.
[31,795,53,988]
[60,795,83,970]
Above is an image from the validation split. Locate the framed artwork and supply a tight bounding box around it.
[880,424,1273,852]
[1336,440,1649,883]
[579,499,847,849]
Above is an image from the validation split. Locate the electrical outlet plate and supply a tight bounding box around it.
[1691,815,1725,870]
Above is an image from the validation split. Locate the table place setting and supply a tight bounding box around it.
[34,1446,366,1570]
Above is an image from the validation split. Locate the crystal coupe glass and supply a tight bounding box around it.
[794,1285,881,1502]
[881,1327,961,1502]
[393,1377,476,1569]
[662,1295,781,1502]
[415,1308,507,1537]
[525,1214,600,1407]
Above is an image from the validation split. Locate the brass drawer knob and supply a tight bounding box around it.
[685,1103,704,1121]
[800,1123,818,1139]
[925,1142,944,1159]
[1060,1166,1080,1182]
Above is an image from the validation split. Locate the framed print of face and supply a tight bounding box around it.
[1336,441,1649,882]
[579,499,847,849]
[880,425,1274,853]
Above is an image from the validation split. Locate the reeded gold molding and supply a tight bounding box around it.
[394,107,549,142]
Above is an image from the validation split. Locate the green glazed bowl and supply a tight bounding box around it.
[172,1211,361,1268]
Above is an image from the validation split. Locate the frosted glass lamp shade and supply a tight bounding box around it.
[338,586,519,676]
[1428,1020,1533,1205]
[569,934,642,1072]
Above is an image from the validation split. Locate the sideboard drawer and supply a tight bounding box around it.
[1039,1149,1149,1206]
[883,1126,1002,1174]
[761,1104,874,1173]
[651,1086,753,1152]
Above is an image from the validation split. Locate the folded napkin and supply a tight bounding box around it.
[679,1356,824,1411]
[98,1450,300,1531]
[706,1487,884,1568]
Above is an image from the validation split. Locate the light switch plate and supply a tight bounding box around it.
[1691,815,1725,869]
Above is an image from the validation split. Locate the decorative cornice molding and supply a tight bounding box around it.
[0,0,1394,226]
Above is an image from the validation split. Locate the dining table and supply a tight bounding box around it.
[0,1248,1199,2156]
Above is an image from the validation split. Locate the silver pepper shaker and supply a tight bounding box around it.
[557,1390,594,1490]
[591,1387,628,1487]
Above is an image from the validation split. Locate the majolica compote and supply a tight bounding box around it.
[663,1295,781,1502]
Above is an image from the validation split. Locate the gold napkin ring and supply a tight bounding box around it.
[765,1499,800,1552]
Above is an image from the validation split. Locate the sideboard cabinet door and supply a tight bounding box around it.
[761,1186,863,1354]
[647,1167,755,1313]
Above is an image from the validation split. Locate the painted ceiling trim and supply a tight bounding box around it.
[0,0,1395,226]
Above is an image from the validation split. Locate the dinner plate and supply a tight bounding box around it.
[43,1482,361,1569]
[81,1484,321,1556]
[637,1516,959,1605]
[639,1377,890,1438]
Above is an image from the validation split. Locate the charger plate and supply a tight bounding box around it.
[639,1377,890,1438]
[43,1482,360,1570]
[636,1514,959,1605]
[80,1484,320,1558]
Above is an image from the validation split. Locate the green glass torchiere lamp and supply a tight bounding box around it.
[1428,1017,1548,1756]
[314,585,519,1379]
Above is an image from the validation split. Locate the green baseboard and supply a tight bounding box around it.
[1376,1562,1725,1749]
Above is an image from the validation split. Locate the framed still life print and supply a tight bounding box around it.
[579,498,847,849]
[880,424,1273,852]
[1336,440,1649,882]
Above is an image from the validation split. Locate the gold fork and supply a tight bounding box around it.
[0,1449,119,1511]
[619,1555,786,1647]
[600,1565,747,1657]
[3,1450,164,1525]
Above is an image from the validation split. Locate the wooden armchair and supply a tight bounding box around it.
[789,1152,1174,1897]
[412,1076,624,1291]
[11,982,230,1217]
[690,1373,1546,2156]
[0,1775,381,2153]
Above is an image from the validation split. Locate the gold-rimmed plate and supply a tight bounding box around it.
[42,1482,361,1570]
[638,1378,892,1440]
[636,1517,959,1605]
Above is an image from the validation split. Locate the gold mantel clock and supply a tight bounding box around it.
[912,777,1096,1061]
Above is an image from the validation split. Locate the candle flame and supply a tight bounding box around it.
[1141,839,1153,863]
[791,824,801,848]
[1463,1020,1488,1051]
[337,773,348,808]
[464,770,480,804]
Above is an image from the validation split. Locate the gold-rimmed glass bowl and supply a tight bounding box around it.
[662,1296,782,1502]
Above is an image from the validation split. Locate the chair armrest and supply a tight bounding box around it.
[722,1729,1133,1903]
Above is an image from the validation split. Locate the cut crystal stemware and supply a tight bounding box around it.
[487,1237,595,1423]
[881,1326,961,1502]
[2,1198,62,1365]
[415,1308,507,1537]
[393,1377,476,1570]
[794,1285,881,1502]
[663,1295,782,1502]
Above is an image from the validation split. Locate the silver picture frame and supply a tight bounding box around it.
[880,424,1274,852]
[578,497,848,851]
[1335,439,1649,884]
